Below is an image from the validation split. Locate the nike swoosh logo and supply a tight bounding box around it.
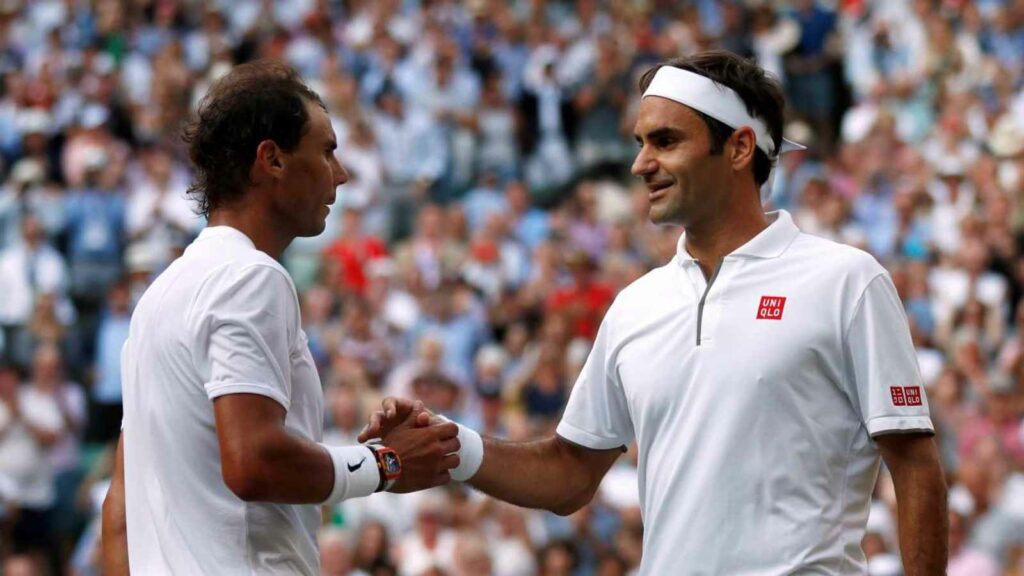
[347,457,366,472]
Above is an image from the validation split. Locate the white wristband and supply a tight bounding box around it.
[321,445,379,505]
[447,421,484,482]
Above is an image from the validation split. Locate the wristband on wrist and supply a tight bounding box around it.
[438,417,484,482]
[320,444,379,505]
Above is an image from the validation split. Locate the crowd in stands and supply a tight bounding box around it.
[0,0,1023,574]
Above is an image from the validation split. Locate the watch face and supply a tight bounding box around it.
[382,451,401,476]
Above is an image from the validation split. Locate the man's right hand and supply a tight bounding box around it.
[379,404,460,493]
[359,397,437,442]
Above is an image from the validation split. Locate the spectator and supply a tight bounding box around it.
[0,216,74,367]
[124,144,199,272]
[323,206,389,297]
[474,72,520,180]
[396,491,457,576]
[948,509,1000,576]
[371,87,448,240]
[545,250,613,341]
[450,530,493,576]
[87,279,130,444]
[318,527,366,576]
[62,147,126,308]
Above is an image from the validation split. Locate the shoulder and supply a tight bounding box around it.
[208,256,296,303]
[788,232,886,285]
[177,246,299,325]
[603,261,678,324]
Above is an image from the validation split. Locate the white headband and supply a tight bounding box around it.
[642,66,806,203]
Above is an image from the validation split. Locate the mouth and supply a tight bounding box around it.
[646,181,673,200]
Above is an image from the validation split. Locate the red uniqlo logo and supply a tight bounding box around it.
[905,386,922,406]
[890,386,922,407]
[757,296,787,320]
[890,387,906,406]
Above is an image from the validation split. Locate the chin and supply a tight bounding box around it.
[648,206,679,226]
[297,220,327,238]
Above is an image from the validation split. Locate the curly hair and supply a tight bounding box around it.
[638,50,786,187]
[181,60,325,217]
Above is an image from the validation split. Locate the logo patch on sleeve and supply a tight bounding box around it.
[756,296,787,320]
[904,386,922,406]
[890,386,922,407]
[890,386,906,406]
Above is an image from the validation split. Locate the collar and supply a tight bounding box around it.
[676,210,801,264]
[196,225,256,249]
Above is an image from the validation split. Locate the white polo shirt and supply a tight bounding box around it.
[557,210,933,575]
[121,226,328,575]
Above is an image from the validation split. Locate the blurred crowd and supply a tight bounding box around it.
[0,0,1022,574]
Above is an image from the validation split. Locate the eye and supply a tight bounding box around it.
[654,136,678,150]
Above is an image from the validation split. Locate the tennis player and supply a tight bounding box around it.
[101,61,460,575]
[365,51,948,575]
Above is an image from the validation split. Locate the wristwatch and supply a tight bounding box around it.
[367,444,401,492]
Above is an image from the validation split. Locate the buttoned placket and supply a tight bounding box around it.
[679,256,741,347]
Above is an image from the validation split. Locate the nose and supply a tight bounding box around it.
[631,146,656,177]
[333,157,349,186]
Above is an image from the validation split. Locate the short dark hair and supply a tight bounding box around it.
[182,60,325,217]
[638,50,786,187]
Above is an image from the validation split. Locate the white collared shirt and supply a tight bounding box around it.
[557,210,932,575]
[121,226,325,575]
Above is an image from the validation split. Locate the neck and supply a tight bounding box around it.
[683,195,768,278]
[208,203,292,260]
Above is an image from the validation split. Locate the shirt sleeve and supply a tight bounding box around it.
[843,273,934,438]
[556,311,633,450]
[200,264,298,410]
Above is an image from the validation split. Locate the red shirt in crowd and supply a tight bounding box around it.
[323,236,388,294]
[546,281,615,340]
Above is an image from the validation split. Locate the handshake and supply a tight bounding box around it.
[356,398,483,494]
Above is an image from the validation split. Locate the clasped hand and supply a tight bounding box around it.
[361,399,459,493]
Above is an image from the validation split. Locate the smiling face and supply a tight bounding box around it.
[273,99,348,237]
[631,97,731,228]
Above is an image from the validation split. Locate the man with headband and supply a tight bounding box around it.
[364,51,948,574]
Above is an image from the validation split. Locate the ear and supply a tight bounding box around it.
[253,139,286,183]
[728,126,758,174]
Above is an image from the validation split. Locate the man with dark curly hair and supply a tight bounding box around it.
[101,60,460,575]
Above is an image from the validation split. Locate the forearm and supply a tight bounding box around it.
[215,394,378,504]
[885,438,949,575]
[228,431,338,504]
[469,436,610,516]
[101,435,129,576]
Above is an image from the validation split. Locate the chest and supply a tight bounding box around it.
[614,262,849,432]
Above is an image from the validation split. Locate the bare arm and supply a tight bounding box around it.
[214,394,337,503]
[214,394,458,502]
[361,398,620,515]
[101,433,129,576]
[470,436,620,516]
[877,433,948,576]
